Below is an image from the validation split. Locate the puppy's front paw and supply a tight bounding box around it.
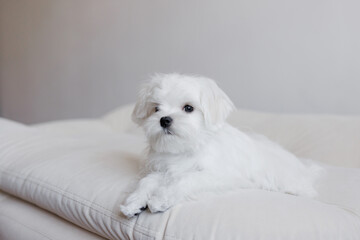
[120,193,148,218]
[120,204,147,218]
[147,197,171,213]
[147,189,174,213]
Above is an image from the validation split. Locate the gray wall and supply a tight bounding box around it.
[0,0,359,124]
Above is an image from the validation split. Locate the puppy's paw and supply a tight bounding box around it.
[146,187,180,213]
[120,204,146,218]
[147,197,171,213]
[147,191,174,213]
[120,193,148,218]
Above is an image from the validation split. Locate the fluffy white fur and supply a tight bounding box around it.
[120,73,322,218]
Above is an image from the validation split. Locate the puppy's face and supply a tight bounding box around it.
[132,74,235,154]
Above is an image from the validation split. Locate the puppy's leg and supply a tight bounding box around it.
[146,186,174,213]
[147,172,229,213]
[120,173,162,218]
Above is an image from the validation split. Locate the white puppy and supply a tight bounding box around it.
[120,73,322,218]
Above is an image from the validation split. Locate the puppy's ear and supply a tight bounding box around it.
[200,79,235,128]
[132,81,154,125]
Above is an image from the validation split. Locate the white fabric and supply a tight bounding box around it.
[0,118,27,134]
[228,110,360,168]
[0,191,105,240]
[0,106,360,239]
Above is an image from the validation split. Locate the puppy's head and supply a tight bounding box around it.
[132,73,235,153]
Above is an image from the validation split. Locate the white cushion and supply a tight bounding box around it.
[0,111,360,239]
[0,191,104,240]
[0,118,27,134]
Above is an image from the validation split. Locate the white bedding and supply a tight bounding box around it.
[0,191,104,240]
[0,106,360,239]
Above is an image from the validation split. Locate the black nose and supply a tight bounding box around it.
[160,116,173,128]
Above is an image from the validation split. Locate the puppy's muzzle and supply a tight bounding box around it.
[160,116,173,128]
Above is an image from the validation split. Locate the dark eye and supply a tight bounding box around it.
[155,106,160,112]
[183,105,194,113]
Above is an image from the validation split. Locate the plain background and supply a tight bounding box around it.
[0,0,359,124]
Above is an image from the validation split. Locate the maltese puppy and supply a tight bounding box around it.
[120,73,322,218]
